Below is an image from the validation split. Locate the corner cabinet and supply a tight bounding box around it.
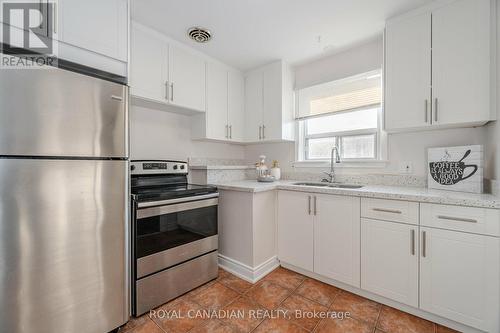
[277,191,360,288]
[130,22,206,114]
[191,61,245,142]
[385,0,496,132]
[245,61,295,142]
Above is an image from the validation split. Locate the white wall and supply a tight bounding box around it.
[246,36,492,179]
[130,106,245,161]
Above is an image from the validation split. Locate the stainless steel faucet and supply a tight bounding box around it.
[322,146,341,183]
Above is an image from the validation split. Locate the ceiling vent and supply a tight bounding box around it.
[187,27,212,43]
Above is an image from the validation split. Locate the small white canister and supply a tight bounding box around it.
[270,160,281,180]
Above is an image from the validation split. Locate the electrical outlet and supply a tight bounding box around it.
[399,162,413,174]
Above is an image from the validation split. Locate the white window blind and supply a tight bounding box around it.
[296,70,382,120]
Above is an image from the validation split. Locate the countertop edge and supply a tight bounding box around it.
[214,182,500,209]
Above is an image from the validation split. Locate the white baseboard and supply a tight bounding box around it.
[218,254,279,283]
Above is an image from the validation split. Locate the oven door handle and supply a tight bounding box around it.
[137,196,219,219]
[137,193,219,209]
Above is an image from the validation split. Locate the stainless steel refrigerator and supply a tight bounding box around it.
[0,64,129,333]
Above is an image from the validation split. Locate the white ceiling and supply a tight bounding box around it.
[131,0,433,72]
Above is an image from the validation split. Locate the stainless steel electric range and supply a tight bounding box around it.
[130,160,219,316]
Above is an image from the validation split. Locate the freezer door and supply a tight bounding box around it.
[0,60,128,158]
[0,159,129,333]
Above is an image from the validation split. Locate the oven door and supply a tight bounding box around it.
[135,193,218,278]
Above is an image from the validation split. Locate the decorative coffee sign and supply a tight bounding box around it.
[428,145,483,193]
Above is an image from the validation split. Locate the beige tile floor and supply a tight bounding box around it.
[119,267,460,333]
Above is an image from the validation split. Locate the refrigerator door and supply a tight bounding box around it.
[0,159,129,333]
[0,60,128,158]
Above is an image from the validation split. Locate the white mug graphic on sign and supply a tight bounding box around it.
[428,145,483,193]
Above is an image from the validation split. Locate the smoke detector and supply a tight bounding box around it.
[187,27,212,43]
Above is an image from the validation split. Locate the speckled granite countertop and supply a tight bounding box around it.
[212,180,500,209]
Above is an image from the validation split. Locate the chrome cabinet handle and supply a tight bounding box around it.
[229,125,232,139]
[410,229,415,255]
[424,99,428,123]
[262,125,266,139]
[372,208,402,214]
[308,196,311,215]
[437,215,477,223]
[111,95,123,101]
[313,196,317,216]
[170,83,174,101]
[259,126,262,140]
[165,81,169,100]
[422,231,427,258]
[225,125,228,139]
[434,98,438,122]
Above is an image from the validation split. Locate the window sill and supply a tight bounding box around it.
[292,160,389,169]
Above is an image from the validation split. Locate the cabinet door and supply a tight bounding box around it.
[431,0,491,125]
[169,45,206,112]
[420,227,499,332]
[314,195,360,287]
[262,62,282,141]
[58,0,127,61]
[228,71,245,142]
[277,191,313,272]
[385,12,431,131]
[244,70,264,141]
[206,62,228,140]
[361,219,418,307]
[130,25,168,102]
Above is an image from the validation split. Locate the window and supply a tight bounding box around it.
[296,70,383,162]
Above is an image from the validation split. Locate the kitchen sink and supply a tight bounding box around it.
[292,182,364,189]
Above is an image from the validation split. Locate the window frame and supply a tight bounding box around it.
[300,107,381,162]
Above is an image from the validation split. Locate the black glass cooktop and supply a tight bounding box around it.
[132,184,218,202]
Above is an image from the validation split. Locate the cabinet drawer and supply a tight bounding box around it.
[420,203,500,237]
[361,198,419,225]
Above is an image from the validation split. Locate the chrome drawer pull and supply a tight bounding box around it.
[437,215,477,223]
[410,229,415,255]
[372,208,402,214]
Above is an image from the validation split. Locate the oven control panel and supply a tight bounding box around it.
[130,160,188,175]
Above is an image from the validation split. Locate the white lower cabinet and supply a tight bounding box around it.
[420,227,500,332]
[314,194,360,287]
[277,191,360,288]
[277,191,314,272]
[361,218,418,307]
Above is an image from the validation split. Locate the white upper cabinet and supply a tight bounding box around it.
[205,62,229,140]
[227,71,245,142]
[169,44,206,112]
[130,25,168,102]
[385,12,431,131]
[431,0,492,126]
[130,22,206,114]
[245,69,265,141]
[244,61,295,142]
[0,0,128,76]
[385,0,495,132]
[57,0,127,62]
[191,62,245,142]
